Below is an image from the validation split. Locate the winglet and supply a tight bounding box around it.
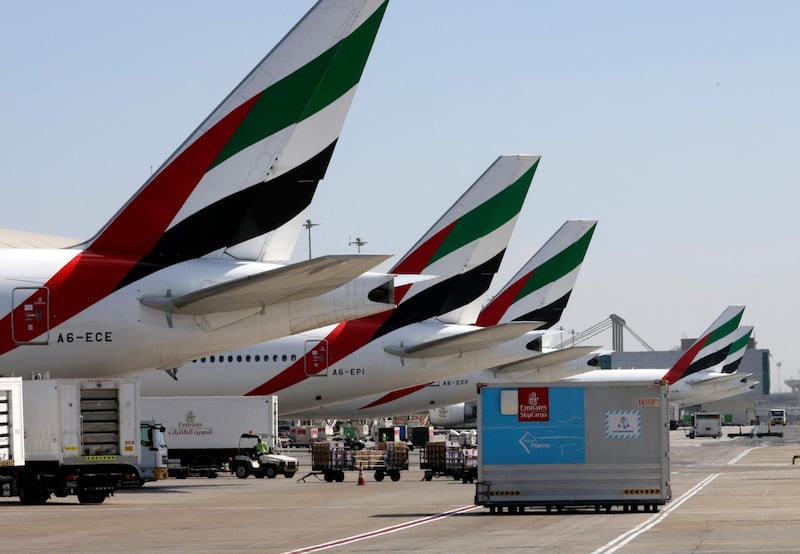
[475,220,597,328]
[661,306,745,384]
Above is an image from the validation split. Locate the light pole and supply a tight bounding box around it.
[302,219,319,260]
[349,236,367,253]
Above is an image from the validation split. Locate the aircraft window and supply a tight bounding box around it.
[200,357,206,363]
[237,355,242,363]
[228,355,233,362]
[210,355,215,363]
[192,359,197,363]
[273,355,278,362]
[255,355,260,362]
[291,354,297,361]
[282,354,287,362]
[245,355,251,362]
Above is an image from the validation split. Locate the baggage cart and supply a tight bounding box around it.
[303,441,408,482]
[420,442,477,483]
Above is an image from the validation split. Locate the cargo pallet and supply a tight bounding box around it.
[301,442,409,482]
[419,442,477,483]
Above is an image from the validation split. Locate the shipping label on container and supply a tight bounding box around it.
[605,410,641,439]
[482,387,586,465]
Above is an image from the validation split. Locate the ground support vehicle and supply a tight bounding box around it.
[688,412,722,439]
[135,420,168,486]
[420,441,477,483]
[0,377,141,504]
[229,433,298,479]
[140,395,278,478]
[305,441,408,482]
[769,408,787,426]
[475,381,670,514]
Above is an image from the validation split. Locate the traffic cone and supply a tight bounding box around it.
[357,463,366,486]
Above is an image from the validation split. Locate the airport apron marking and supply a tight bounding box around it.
[281,504,479,554]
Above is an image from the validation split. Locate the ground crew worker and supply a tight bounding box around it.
[255,437,270,456]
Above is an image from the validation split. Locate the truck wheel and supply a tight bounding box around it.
[77,490,106,504]
[324,471,334,483]
[390,471,401,482]
[19,476,49,505]
[235,465,249,479]
[265,466,277,479]
[374,470,385,482]
[335,471,345,482]
[284,472,296,479]
[424,470,433,482]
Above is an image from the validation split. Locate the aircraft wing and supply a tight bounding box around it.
[489,346,603,380]
[141,254,392,315]
[384,322,543,358]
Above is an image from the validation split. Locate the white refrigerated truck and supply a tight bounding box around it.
[475,380,671,514]
[0,377,141,504]
[140,395,283,477]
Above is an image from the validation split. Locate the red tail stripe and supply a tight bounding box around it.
[475,268,535,327]
[391,221,456,275]
[662,334,710,384]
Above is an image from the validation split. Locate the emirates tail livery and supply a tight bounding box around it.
[429,306,749,427]
[666,326,756,407]
[137,155,543,407]
[285,219,599,418]
[0,0,394,379]
[562,306,748,403]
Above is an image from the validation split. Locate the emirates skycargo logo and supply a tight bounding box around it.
[518,387,549,422]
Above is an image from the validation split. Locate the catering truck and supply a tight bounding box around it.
[140,395,280,477]
[475,381,671,514]
[0,377,141,504]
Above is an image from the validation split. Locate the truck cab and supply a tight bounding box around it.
[769,408,787,426]
[138,421,168,484]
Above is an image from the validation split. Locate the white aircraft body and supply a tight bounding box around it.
[0,0,393,379]
[137,215,598,416]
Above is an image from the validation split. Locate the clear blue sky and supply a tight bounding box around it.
[1,2,798,391]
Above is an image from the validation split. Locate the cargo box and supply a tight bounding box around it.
[475,380,670,513]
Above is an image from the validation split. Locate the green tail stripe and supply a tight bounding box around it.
[427,160,538,267]
[516,222,596,300]
[212,3,387,169]
[728,329,752,354]
[706,310,744,346]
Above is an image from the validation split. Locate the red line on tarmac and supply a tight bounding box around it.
[280,504,480,554]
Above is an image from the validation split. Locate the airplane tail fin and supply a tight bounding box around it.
[721,326,753,374]
[661,306,745,384]
[84,0,388,283]
[385,155,539,325]
[474,220,597,328]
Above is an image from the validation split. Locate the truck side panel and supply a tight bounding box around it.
[0,378,24,466]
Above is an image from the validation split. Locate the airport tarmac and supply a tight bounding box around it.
[2,429,800,553]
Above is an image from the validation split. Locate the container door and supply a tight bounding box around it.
[11,287,49,344]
